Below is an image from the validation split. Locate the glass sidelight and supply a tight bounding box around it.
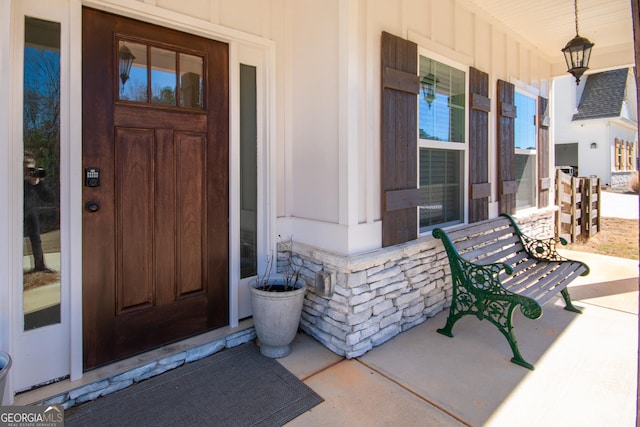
[23,17,61,330]
[239,64,257,279]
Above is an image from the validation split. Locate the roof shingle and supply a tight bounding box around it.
[572,68,628,121]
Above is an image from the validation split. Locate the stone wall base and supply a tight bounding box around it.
[38,329,256,409]
[611,171,636,190]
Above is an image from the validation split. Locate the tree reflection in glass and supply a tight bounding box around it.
[23,17,61,330]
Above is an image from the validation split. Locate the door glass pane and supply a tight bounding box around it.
[118,41,147,102]
[23,17,61,330]
[240,64,257,279]
[151,47,176,105]
[180,53,203,109]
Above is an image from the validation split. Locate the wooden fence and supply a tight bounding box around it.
[555,169,601,243]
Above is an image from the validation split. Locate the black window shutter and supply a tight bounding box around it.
[538,96,550,208]
[468,67,491,223]
[381,31,419,247]
[497,79,516,215]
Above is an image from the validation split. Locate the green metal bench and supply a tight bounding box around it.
[433,213,590,370]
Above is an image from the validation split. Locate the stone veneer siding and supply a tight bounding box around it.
[611,171,636,190]
[286,209,556,359]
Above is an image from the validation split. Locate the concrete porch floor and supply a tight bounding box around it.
[13,249,638,426]
[279,250,639,427]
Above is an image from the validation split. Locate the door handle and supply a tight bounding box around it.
[85,201,100,213]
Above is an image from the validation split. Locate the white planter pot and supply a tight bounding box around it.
[249,275,306,358]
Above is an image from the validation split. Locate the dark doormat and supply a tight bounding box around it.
[65,343,323,427]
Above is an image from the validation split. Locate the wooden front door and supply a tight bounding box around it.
[82,8,229,369]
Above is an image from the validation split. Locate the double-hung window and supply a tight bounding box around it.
[418,54,466,232]
[514,91,537,210]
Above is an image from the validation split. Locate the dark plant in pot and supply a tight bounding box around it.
[249,238,306,358]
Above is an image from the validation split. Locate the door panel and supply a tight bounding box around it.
[116,128,154,313]
[82,8,229,369]
[176,132,205,296]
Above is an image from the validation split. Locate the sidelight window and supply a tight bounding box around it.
[239,64,257,279]
[23,16,61,330]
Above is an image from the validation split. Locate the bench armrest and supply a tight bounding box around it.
[498,213,567,261]
[455,256,542,319]
[520,234,569,262]
[433,227,542,319]
[499,213,590,275]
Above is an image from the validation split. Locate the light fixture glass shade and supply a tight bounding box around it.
[421,74,437,108]
[118,44,136,86]
[562,35,594,84]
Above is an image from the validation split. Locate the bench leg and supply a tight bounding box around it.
[437,286,536,369]
[436,287,470,338]
[561,288,582,314]
[487,302,536,370]
[508,340,535,371]
[437,294,462,337]
[436,312,457,338]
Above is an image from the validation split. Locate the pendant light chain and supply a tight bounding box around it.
[574,0,580,36]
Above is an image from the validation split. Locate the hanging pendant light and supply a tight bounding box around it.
[421,73,437,108]
[562,0,594,85]
[421,60,438,109]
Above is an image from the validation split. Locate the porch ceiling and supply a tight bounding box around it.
[467,0,634,73]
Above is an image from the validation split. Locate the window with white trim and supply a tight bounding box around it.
[514,91,537,210]
[418,54,466,232]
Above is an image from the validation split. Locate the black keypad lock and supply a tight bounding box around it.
[85,168,100,187]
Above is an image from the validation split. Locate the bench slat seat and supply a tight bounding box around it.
[514,262,573,297]
[529,263,588,306]
[503,261,561,293]
[433,213,590,370]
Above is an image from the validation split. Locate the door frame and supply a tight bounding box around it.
[5,0,276,400]
[232,45,274,321]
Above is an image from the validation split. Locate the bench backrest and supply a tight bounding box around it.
[440,216,529,270]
